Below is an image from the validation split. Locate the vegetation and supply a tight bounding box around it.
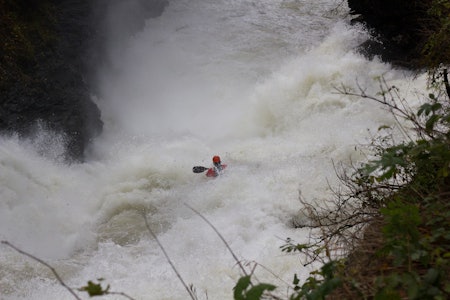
[273,73,450,300]
[421,0,450,69]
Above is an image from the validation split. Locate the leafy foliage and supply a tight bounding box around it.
[288,261,343,300]
[337,75,450,299]
[78,279,110,297]
[233,276,276,300]
[239,72,450,299]
[421,0,450,69]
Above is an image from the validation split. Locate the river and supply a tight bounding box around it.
[0,0,423,299]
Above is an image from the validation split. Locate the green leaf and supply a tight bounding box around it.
[424,268,440,284]
[425,114,441,131]
[444,283,450,293]
[78,280,110,296]
[233,276,276,300]
[418,103,433,116]
[374,288,402,300]
[234,276,251,300]
[378,125,392,131]
[418,102,442,116]
[246,283,277,299]
[407,282,419,299]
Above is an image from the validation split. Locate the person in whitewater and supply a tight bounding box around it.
[206,155,227,177]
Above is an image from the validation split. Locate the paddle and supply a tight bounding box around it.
[193,166,209,173]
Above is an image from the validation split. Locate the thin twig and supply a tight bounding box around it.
[107,291,136,300]
[247,260,293,288]
[1,240,81,300]
[185,205,288,299]
[142,213,197,300]
[184,203,248,277]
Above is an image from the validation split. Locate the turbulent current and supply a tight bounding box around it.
[0,0,425,299]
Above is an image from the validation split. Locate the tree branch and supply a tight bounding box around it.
[1,240,81,300]
[142,213,197,300]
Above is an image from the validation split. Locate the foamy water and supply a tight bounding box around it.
[0,0,424,299]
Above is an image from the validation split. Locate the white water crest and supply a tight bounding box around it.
[1,0,426,299]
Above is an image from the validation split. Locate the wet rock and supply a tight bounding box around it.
[0,0,102,162]
[348,0,426,69]
[0,0,169,162]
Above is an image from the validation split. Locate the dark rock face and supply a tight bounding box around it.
[0,0,169,162]
[348,0,427,68]
[0,0,103,162]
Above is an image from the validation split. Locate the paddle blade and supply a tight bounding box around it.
[193,166,209,173]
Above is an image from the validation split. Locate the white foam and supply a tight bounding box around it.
[0,1,427,299]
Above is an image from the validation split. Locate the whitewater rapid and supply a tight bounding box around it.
[1,0,424,299]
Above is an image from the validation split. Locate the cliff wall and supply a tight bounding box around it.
[348,0,432,68]
[0,0,102,161]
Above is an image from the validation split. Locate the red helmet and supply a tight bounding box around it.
[212,155,221,163]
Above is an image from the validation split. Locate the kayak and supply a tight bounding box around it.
[206,164,227,177]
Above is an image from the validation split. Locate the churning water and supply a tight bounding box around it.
[1,0,425,299]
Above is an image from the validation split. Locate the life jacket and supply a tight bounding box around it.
[206,164,227,177]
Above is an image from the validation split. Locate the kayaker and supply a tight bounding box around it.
[206,155,226,177]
